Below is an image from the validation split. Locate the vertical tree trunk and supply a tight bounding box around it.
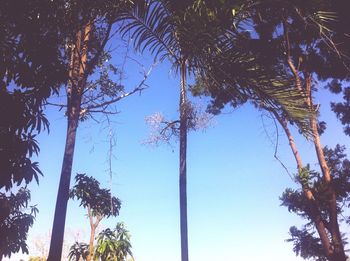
[48,115,79,261]
[48,23,91,261]
[87,204,95,261]
[87,226,95,261]
[86,205,101,261]
[179,58,189,261]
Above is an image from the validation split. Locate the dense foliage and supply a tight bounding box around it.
[281,145,350,260]
[70,173,121,218]
[94,223,133,261]
[69,174,122,261]
[68,223,133,261]
[191,1,350,260]
[0,0,67,190]
[0,188,38,258]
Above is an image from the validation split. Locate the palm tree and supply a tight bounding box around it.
[119,1,312,261]
[119,2,219,260]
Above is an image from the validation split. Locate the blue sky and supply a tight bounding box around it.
[8,46,350,261]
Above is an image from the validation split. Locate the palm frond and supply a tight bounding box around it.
[118,0,179,61]
[194,31,314,136]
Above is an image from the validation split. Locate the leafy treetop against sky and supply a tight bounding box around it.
[7,36,350,261]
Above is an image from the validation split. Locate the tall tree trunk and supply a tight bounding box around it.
[179,58,189,261]
[48,23,91,261]
[283,21,346,259]
[48,106,79,261]
[304,74,346,261]
[272,111,333,259]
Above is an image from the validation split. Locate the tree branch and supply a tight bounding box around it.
[85,63,155,111]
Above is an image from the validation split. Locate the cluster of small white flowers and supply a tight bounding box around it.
[143,104,214,147]
[143,112,174,146]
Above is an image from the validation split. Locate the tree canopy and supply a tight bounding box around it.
[0,0,67,190]
[1,1,350,260]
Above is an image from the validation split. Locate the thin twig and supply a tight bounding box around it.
[261,111,294,181]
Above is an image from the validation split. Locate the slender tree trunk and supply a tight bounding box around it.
[48,110,79,261]
[273,111,333,259]
[87,226,96,261]
[86,205,102,261]
[282,21,346,259]
[48,23,91,261]
[304,75,346,261]
[87,205,95,261]
[179,58,189,261]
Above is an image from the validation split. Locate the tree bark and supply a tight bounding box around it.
[87,205,95,261]
[48,106,79,261]
[282,22,346,259]
[86,205,102,261]
[304,74,346,261]
[272,111,333,259]
[179,58,189,261]
[48,23,91,261]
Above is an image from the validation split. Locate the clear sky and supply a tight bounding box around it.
[7,46,350,261]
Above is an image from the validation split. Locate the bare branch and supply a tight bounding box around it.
[84,62,155,111]
[261,112,294,181]
[88,109,120,115]
[44,102,67,110]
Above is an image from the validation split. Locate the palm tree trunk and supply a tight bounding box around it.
[48,23,91,261]
[179,58,189,261]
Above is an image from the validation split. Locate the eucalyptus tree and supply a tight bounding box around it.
[192,1,350,260]
[248,2,350,260]
[69,174,121,261]
[323,0,350,137]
